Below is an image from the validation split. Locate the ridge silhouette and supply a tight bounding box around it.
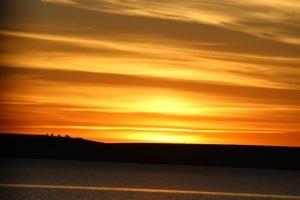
[1,133,299,170]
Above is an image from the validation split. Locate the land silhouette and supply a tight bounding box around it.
[0,133,299,170]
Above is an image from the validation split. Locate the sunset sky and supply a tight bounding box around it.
[1,0,300,146]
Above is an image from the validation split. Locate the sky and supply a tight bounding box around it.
[0,0,300,146]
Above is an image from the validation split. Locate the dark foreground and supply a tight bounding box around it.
[1,133,300,170]
[1,159,300,200]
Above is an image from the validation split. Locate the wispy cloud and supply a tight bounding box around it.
[1,30,300,90]
[41,0,300,45]
[41,0,77,5]
[1,0,299,146]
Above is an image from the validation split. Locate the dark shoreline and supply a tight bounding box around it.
[1,133,299,170]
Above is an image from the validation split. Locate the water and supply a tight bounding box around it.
[0,158,300,199]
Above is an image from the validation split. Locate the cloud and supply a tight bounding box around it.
[2,66,300,106]
[41,0,77,5]
[1,0,300,146]
[40,0,300,45]
[1,30,300,91]
[2,0,300,58]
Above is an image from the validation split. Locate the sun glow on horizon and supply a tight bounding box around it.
[126,132,202,144]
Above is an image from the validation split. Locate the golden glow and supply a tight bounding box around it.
[131,96,197,115]
[126,132,201,144]
[0,0,300,147]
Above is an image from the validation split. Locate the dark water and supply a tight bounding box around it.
[0,158,300,199]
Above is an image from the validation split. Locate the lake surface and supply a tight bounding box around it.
[1,158,300,199]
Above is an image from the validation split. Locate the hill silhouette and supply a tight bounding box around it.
[0,133,299,170]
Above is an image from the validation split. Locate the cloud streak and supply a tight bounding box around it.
[41,0,300,45]
[2,66,300,104]
[1,30,300,90]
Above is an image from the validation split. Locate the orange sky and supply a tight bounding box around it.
[1,0,300,146]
